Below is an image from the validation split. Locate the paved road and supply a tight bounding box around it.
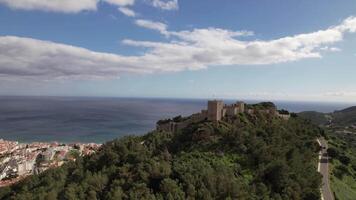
[317,137,334,200]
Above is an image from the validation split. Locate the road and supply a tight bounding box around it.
[317,137,334,200]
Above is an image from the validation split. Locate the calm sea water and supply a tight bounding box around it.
[0,96,353,143]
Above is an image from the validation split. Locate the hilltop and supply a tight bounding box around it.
[0,102,322,200]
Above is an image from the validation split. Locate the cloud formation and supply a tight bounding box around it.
[320,46,341,52]
[1,16,356,80]
[0,0,99,13]
[135,19,169,35]
[150,0,178,10]
[0,0,177,13]
[118,6,136,17]
[324,91,356,97]
[103,0,134,7]
[0,36,148,80]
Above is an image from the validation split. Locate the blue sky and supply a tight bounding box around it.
[0,0,356,102]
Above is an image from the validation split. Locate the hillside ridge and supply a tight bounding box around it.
[0,102,322,200]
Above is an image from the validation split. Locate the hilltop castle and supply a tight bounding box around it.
[207,100,245,121]
[156,100,290,133]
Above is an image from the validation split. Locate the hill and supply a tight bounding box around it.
[0,110,322,200]
[332,106,356,126]
[298,106,356,127]
[298,105,356,199]
[297,111,329,126]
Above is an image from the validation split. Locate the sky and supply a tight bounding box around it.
[0,0,356,102]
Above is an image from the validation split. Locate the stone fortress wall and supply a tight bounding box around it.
[157,100,290,133]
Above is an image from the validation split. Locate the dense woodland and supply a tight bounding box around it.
[0,106,322,200]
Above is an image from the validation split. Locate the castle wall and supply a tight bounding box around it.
[157,100,249,133]
[225,106,236,116]
[277,113,291,120]
[225,102,245,116]
[157,110,208,133]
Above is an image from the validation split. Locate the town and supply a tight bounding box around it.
[0,139,101,187]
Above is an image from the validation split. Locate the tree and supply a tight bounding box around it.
[160,178,185,200]
[338,155,351,165]
[327,147,339,158]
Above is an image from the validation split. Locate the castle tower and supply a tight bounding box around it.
[236,101,245,113]
[207,100,224,121]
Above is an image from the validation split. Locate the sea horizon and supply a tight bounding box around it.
[0,95,354,144]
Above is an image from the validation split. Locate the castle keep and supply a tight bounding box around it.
[207,100,245,121]
[207,100,224,121]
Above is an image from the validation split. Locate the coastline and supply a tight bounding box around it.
[0,96,354,144]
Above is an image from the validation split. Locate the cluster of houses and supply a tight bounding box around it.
[0,139,18,155]
[157,100,290,133]
[0,140,101,187]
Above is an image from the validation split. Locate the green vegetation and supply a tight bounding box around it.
[298,105,356,200]
[298,106,356,127]
[326,130,356,200]
[278,109,290,115]
[248,102,276,110]
[157,115,188,125]
[301,106,356,125]
[0,112,322,200]
[297,111,329,126]
[333,106,356,125]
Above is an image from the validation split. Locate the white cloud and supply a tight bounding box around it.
[0,0,99,13]
[1,16,356,81]
[102,0,134,7]
[0,36,149,80]
[321,91,356,102]
[0,0,179,14]
[324,91,356,97]
[329,47,341,52]
[150,0,178,10]
[135,19,169,36]
[118,7,136,17]
[104,0,137,18]
[320,46,341,52]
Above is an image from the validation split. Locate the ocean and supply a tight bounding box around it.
[0,96,354,143]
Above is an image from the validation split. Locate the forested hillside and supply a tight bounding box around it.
[298,111,329,126]
[325,128,356,199]
[0,111,322,200]
[298,105,356,199]
[333,106,356,125]
[298,106,356,127]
